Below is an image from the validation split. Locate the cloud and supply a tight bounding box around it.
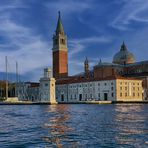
[111,0,148,30]
[45,0,93,16]
[0,0,92,80]
[68,36,112,58]
[0,19,51,74]
[0,1,51,81]
[67,36,112,75]
[0,1,26,12]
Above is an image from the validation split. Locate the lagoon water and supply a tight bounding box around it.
[0,104,148,148]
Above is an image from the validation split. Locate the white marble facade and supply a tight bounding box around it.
[39,68,57,104]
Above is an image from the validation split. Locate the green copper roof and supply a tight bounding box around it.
[56,11,65,34]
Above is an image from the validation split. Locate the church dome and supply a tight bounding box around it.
[113,42,135,65]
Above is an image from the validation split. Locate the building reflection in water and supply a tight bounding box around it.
[114,104,148,146]
[42,105,79,147]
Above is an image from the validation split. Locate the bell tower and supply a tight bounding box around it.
[52,11,68,79]
[84,57,89,77]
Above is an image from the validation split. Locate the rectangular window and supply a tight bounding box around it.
[111,87,114,91]
[45,83,48,87]
[98,93,100,97]
[85,94,87,99]
[112,93,114,97]
[120,93,122,97]
[75,94,76,99]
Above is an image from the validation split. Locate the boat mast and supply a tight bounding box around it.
[5,56,8,99]
[16,61,18,97]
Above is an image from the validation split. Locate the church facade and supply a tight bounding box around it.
[52,12,148,102]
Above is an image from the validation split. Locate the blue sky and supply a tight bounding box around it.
[0,0,148,82]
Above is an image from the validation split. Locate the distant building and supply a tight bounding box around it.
[17,82,39,101]
[52,12,148,102]
[0,81,16,99]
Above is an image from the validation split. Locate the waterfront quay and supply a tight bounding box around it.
[0,100,148,105]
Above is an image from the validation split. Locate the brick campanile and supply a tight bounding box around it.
[52,11,68,79]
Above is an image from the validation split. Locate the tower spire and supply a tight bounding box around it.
[56,11,64,35]
[123,41,125,45]
[58,11,61,19]
[121,41,127,51]
[84,57,89,76]
[84,57,88,64]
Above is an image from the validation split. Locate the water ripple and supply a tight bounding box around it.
[0,104,147,147]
